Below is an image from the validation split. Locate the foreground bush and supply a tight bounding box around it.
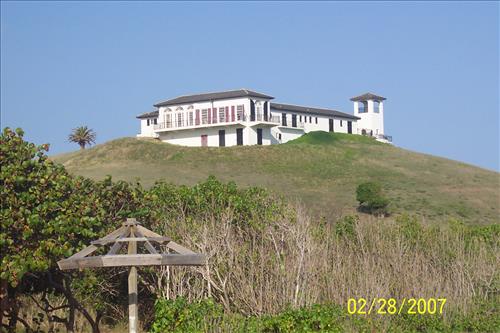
[150,297,500,333]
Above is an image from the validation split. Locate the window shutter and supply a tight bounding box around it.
[250,100,255,121]
[195,109,200,125]
[208,108,212,124]
[212,108,217,123]
[231,106,235,122]
[225,106,229,122]
[264,101,268,121]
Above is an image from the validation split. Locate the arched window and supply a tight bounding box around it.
[373,101,380,113]
[359,102,368,113]
[176,107,184,111]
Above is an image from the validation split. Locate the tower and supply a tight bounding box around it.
[350,92,387,141]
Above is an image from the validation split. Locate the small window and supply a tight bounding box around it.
[299,115,302,122]
[340,120,343,127]
[147,119,150,126]
[309,116,312,123]
[315,117,318,124]
[374,101,380,113]
[153,118,157,125]
[278,133,282,140]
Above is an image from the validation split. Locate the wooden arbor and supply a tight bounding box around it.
[57,218,206,333]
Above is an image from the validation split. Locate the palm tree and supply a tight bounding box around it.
[68,126,96,150]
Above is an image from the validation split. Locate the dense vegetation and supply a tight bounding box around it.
[356,181,390,215]
[1,128,499,332]
[52,132,500,225]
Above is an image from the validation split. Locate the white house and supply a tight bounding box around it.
[136,89,391,147]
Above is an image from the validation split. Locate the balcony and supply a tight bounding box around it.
[376,134,393,142]
[154,113,280,132]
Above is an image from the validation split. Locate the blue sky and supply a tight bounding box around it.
[1,1,499,171]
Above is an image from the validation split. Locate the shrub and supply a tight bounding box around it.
[356,182,389,215]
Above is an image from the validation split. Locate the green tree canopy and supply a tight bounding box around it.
[68,126,96,149]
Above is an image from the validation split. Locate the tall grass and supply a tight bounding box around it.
[142,206,498,320]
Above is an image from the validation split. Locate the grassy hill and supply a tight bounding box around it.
[53,132,499,224]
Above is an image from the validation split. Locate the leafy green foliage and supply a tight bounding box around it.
[0,128,104,286]
[151,298,500,332]
[356,181,389,215]
[150,298,223,333]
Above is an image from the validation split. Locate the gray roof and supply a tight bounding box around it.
[270,102,360,120]
[154,89,274,107]
[136,110,159,119]
[350,92,386,102]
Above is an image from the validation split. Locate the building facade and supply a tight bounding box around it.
[136,89,390,147]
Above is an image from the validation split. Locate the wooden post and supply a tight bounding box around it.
[128,222,138,333]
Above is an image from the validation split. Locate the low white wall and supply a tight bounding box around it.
[158,125,272,147]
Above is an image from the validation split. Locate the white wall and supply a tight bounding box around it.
[354,100,384,135]
[269,108,358,143]
[137,118,158,138]
[158,125,272,147]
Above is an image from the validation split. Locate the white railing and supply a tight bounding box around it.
[154,113,280,131]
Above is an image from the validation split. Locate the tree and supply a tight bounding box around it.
[0,127,108,332]
[68,126,96,149]
[355,182,389,215]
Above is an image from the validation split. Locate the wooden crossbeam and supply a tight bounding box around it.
[57,253,206,270]
[136,225,195,254]
[68,226,128,259]
[134,229,158,255]
[91,236,170,246]
[107,228,130,255]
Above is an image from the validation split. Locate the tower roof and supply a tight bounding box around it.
[350,92,386,102]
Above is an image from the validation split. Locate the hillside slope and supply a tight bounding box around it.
[53,132,499,224]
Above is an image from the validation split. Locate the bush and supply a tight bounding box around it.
[356,182,389,215]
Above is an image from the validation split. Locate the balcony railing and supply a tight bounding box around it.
[154,113,280,131]
[377,134,392,142]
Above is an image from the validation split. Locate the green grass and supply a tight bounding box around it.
[52,132,500,224]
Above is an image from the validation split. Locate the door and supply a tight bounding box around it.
[329,119,334,132]
[201,134,208,147]
[236,128,243,146]
[257,128,263,145]
[218,130,225,147]
[250,100,256,121]
[281,113,287,126]
[263,102,268,121]
[292,114,297,128]
[347,121,352,134]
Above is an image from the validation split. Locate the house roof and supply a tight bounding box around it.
[270,102,360,120]
[136,110,159,119]
[154,89,274,107]
[350,92,386,102]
